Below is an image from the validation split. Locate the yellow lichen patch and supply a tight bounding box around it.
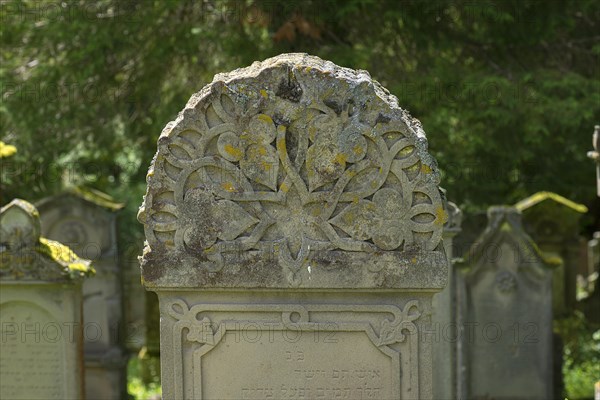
[221,182,236,192]
[352,196,359,204]
[258,146,267,156]
[260,89,268,98]
[37,238,94,276]
[398,145,414,157]
[224,144,243,160]
[514,191,588,213]
[258,114,273,124]
[435,206,448,226]
[280,182,289,192]
[69,262,90,272]
[261,161,272,171]
[421,163,433,174]
[203,246,217,256]
[277,138,287,153]
[411,257,417,264]
[334,153,347,165]
[353,145,363,156]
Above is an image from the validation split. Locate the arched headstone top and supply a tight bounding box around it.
[0,199,94,281]
[139,53,447,289]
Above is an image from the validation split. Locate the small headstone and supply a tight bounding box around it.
[515,191,587,316]
[138,53,448,399]
[0,199,93,400]
[36,187,127,400]
[457,206,557,400]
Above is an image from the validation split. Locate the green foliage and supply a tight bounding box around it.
[1,0,597,213]
[127,355,161,400]
[555,312,600,400]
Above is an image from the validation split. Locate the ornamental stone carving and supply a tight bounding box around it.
[138,54,446,288]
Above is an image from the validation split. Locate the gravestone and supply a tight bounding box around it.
[514,191,587,317]
[456,206,558,400]
[0,199,93,400]
[432,200,462,400]
[138,53,449,399]
[36,187,127,400]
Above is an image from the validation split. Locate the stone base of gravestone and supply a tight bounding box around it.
[156,289,440,400]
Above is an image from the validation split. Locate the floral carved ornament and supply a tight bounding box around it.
[138,71,446,276]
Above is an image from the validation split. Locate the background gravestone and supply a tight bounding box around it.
[456,206,558,400]
[432,200,462,400]
[514,191,588,317]
[36,186,127,400]
[0,199,93,400]
[138,53,449,399]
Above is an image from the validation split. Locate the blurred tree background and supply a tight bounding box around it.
[1,1,599,398]
[2,0,599,220]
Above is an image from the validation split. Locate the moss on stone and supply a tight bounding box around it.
[515,191,588,213]
[36,237,95,278]
[70,186,124,211]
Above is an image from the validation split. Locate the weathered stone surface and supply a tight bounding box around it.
[1,199,93,281]
[138,53,446,290]
[515,191,587,316]
[139,53,448,400]
[457,207,558,400]
[432,200,462,400]
[0,199,91,400]
[37,187,127,400]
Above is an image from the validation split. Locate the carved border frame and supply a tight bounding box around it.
[164,300,421,399]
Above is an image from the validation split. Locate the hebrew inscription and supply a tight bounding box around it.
[164,299,420,399]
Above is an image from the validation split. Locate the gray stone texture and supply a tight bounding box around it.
[457,206,557,400]
[432,200,462,400]
[139,53,448,399]
[36,188,127,400]
[0,199,92,400]
[515,191,588,317]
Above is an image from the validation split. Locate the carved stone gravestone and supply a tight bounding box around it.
[36,187,127,400]
[0,199,93,400]
[457,207,558,400]
[515,191,587,317]
[138,53,448,400]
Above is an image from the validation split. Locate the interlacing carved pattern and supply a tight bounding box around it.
[141,86,443,270]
